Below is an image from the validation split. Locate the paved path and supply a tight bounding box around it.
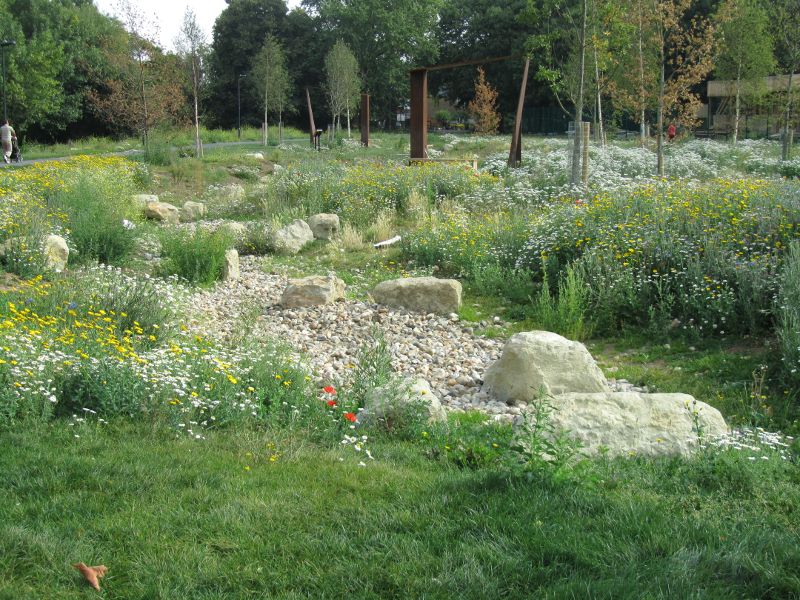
[0,140,309,168]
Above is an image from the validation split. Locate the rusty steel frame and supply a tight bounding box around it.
[360,93,370,147]
[409,55,530,167]
[306,88,316,147]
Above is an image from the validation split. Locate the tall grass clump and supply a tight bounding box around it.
[777,241,800,395]
[158,228,233,285]
[530,265,593,340]
[50,173,138,265]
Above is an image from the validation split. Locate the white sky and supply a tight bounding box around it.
[93,0,302,51]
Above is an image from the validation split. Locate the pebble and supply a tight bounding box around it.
[185,257,509,416]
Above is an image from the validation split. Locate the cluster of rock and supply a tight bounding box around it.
[136,195,208,225]
[483,331,728,457]
[271,213,340,254]
[0,234,69,272]
[188,259,727,458]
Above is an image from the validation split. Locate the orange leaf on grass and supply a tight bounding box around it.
[73,562,108,591]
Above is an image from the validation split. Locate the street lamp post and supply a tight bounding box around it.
[0,40,16,123]
[237,74,247,140]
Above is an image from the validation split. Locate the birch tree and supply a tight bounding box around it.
[324,40,360,137]
[252,34,290,146]
[767,0,800,160]
[176,8,208,157]
[714,0,774,145]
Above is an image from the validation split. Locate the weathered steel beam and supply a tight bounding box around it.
[360,93,370,147]
[410,69,428,160]
[306,88,316,147]
[424,55,515,72]
[508,57,530,168]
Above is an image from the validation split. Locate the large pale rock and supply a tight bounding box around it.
[362,377,447,426]
[144,201,180,224]
[43,234,69,272]
[307,213,340,240]
[217,221,249,244]
[371,277,462,315]
[483,331,607,403]
[271,219,314,254]
[180,201,206,222]
[280,274,345,307]
[527,392,729,457]
[223,249,240,281]
[132,194,158,210]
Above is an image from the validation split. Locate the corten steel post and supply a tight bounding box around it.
[0,40,15,123]
[237,74,246,140]
[410,68,428,160]
[306,88,316,147]
[360,93,370,147]
[582,121,591,185]
[508,57,530,168]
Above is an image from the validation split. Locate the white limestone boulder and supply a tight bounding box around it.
[524,392,729,458]
[271,219,314,254]
[42,235,69,272]
[371,277,462,315]
[132,194,158,210]
[144,201,180,225]
[180,201,207,222]
[222,248,240,281]
[361,377,448,426]
[307,213,340,240]
[280,274,346,307]
[482,331,607,403]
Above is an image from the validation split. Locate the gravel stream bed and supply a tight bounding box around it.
[185,256,635,421]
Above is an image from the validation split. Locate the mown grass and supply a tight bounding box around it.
[1,421,798,599]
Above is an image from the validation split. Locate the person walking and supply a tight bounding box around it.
[1,120,16,163]
[667,122,677,143]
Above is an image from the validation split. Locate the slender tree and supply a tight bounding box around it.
[176,8,208,157]
[714,0,774,144]
[252,34,290,146]
[767,0,800,160]
[652,0,716,175]
[324,40,360,137]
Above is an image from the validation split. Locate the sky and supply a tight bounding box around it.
[93,0,302,51]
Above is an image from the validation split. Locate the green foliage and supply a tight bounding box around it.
[158,228,233,285]
[50,173,138,265]
[777,240,800,396]
[422,410,513,469]
[529,265,593,340]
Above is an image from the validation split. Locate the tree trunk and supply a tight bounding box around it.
[638,0,647,148]
[264,86,269,148]
[733,78,741,145]
[139,59,148,151]
[192,58,202,158]
[347,106,351,138]
[783,73,795,161]
[657,59,665,176]
[571,0,588,185]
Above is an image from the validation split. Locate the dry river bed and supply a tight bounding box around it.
[185,256,635,422]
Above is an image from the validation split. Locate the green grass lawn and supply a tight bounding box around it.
[1,422,798,599]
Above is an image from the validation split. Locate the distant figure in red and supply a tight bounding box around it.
[667,123,677,142]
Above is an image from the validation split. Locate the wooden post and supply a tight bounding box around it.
[410,68,428,160]
[306,88,316,147]
[508,58,530,168]
[360,93,370,147]
[581,121,590,186]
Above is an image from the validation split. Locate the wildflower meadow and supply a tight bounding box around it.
[1,133,799,598]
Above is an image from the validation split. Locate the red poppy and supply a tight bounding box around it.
[326,399,337,407]
[343,412,357,423]
[322,385,336,395]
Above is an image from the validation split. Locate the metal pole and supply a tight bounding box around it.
[2,47,6,123]
[237,75,242,140]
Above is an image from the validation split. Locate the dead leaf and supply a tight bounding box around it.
[73,562,108,591]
